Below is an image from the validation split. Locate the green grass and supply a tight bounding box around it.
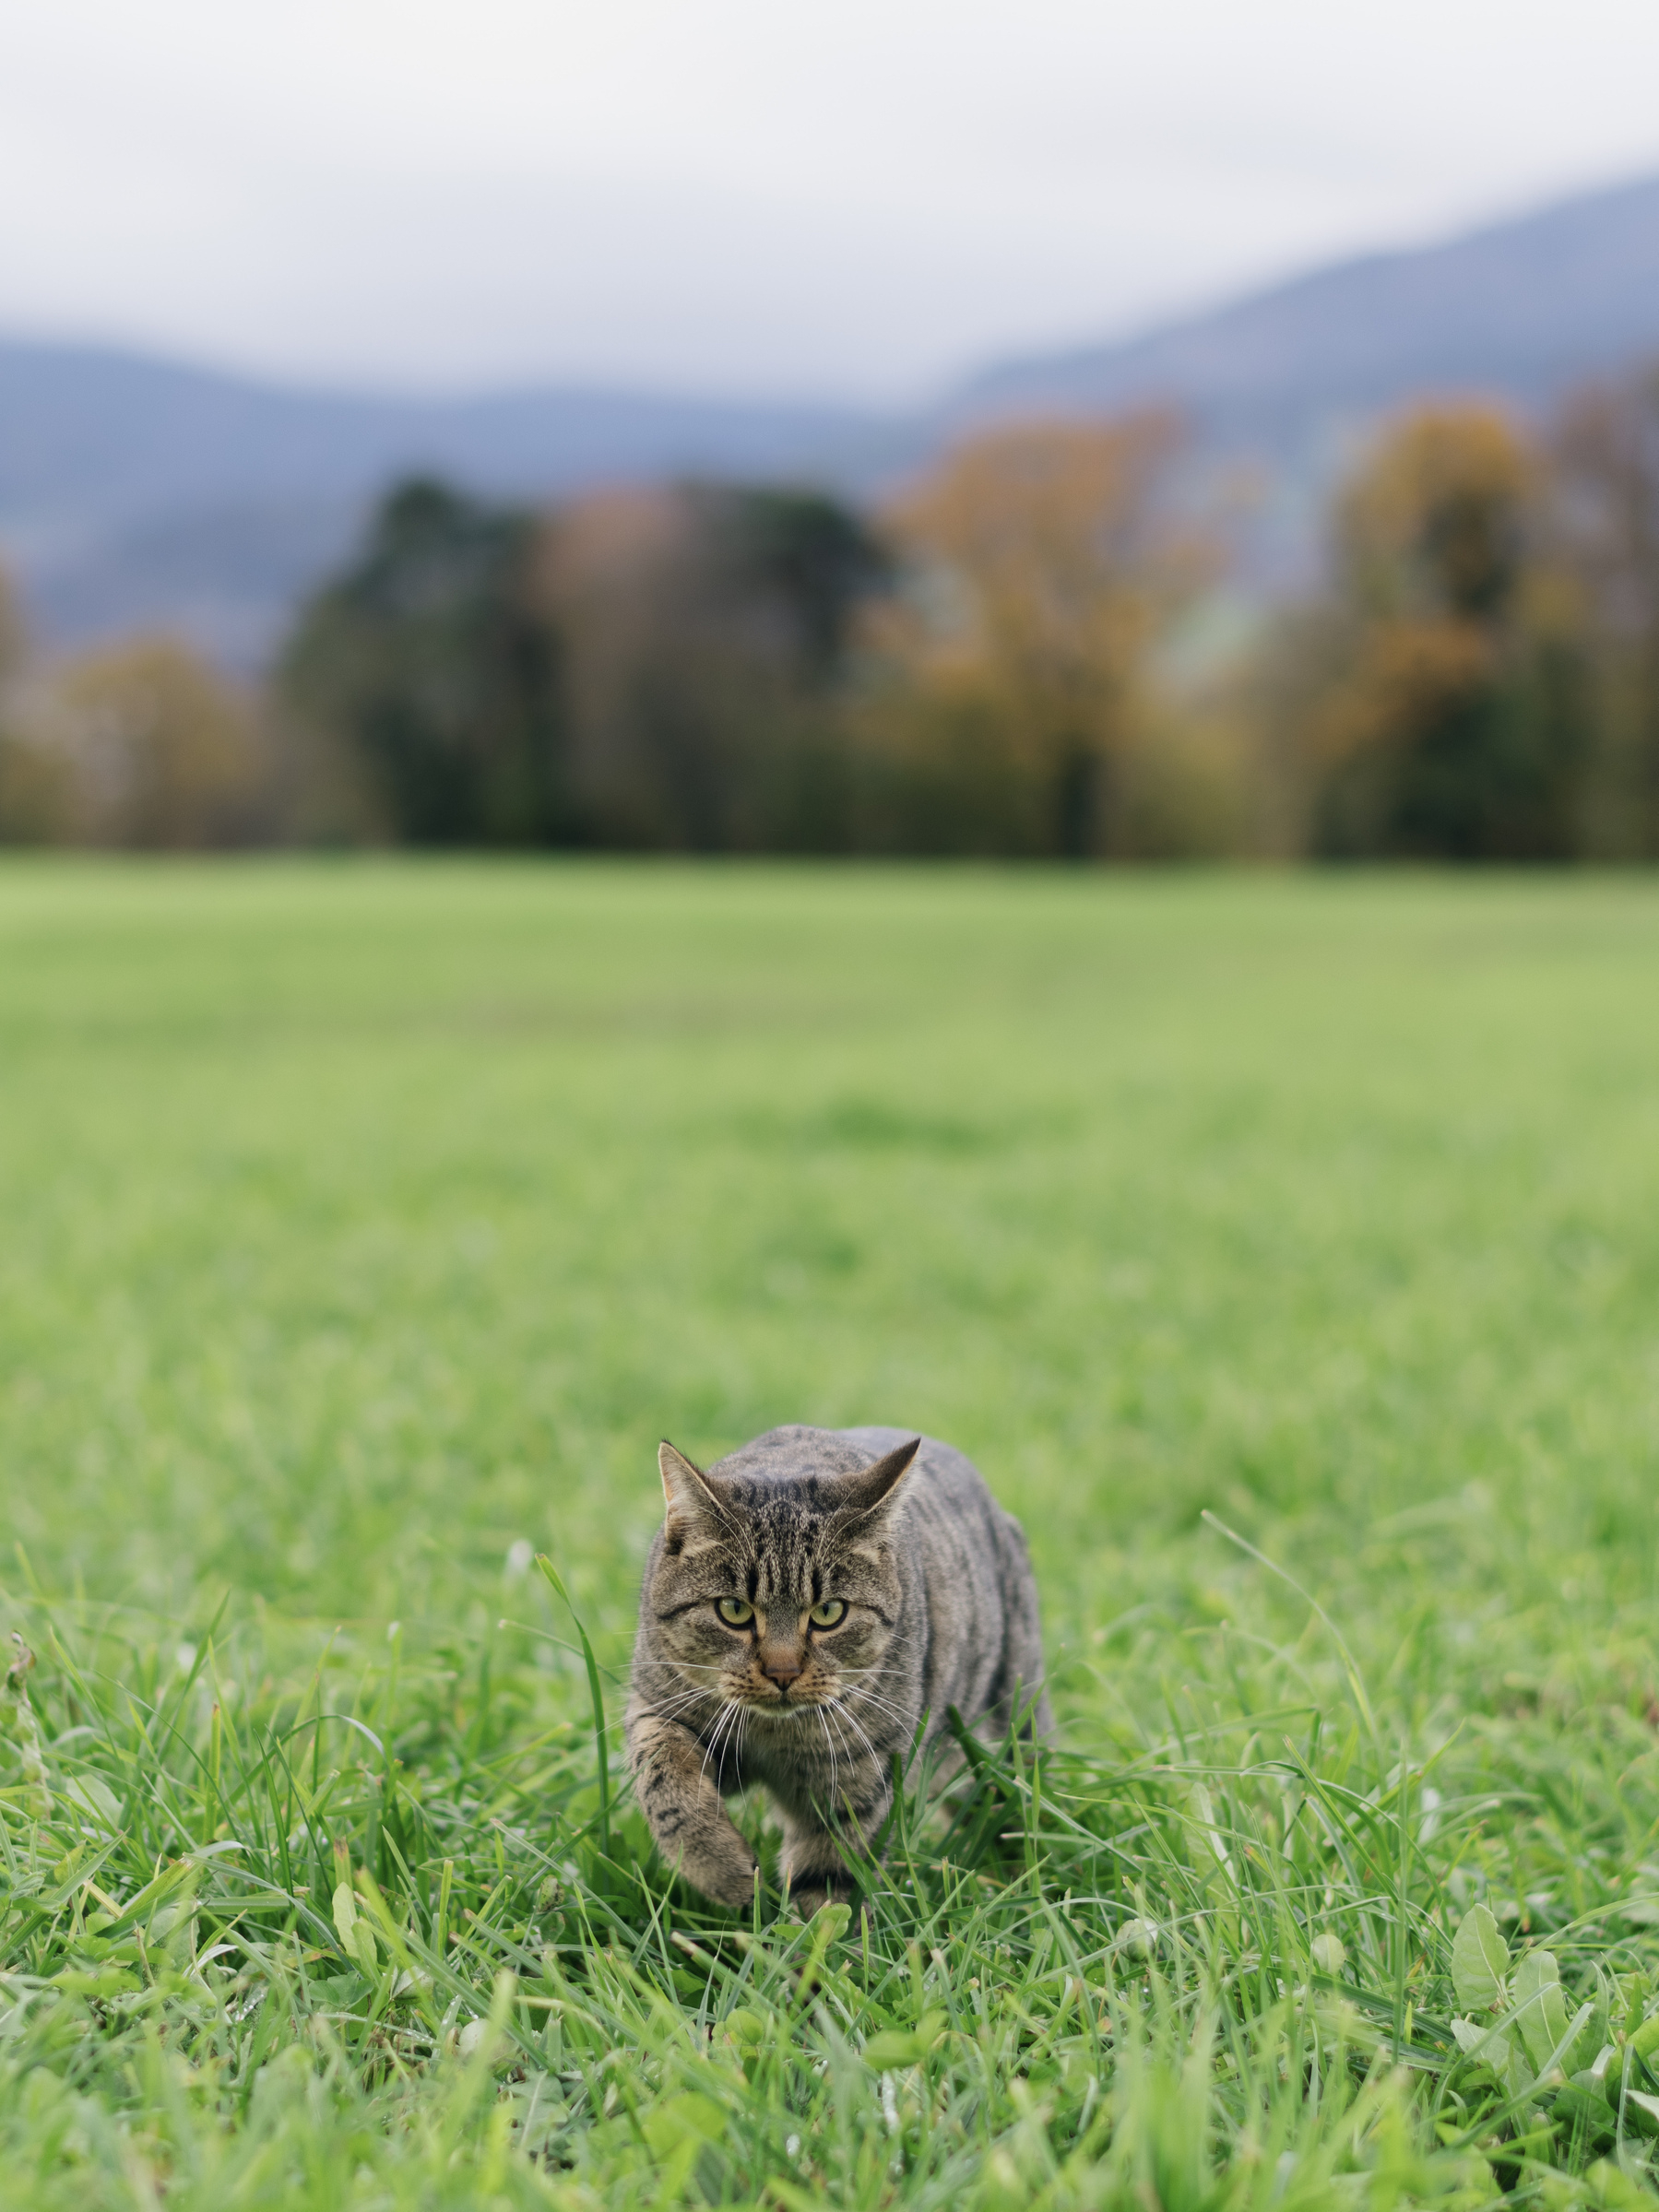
[4,858,1659,2210]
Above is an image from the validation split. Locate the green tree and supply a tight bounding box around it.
[278,479,564,846]
[723,488,889,685]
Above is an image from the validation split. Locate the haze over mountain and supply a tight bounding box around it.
[0,353,895,666]
[955,170,1659,439]
[4,167,1659,667]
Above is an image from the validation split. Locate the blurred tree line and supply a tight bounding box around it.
[6,363,1659,860]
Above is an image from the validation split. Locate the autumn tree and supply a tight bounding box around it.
[21,635,259,847]
[862,414,1203,857]
[0,566,72,843]
[1293,405,1587,858]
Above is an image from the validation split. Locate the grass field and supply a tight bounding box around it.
[4,859,1659,2210]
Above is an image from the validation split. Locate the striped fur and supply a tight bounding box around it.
[626,1424,1049,1915]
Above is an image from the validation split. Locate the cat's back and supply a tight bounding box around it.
[837,1425,1048,1736]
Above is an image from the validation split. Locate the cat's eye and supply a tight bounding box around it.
[808,1600,847,1629]
[716,1598,754,1627]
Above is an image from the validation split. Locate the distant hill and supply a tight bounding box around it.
[0,348,896,664]
[5,169,1659,664]
[954,171,1659,442]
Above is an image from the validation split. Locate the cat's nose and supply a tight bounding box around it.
[760,1649,803,1687]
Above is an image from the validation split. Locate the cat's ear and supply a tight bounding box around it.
[835,1436,920,1519]
[658,1440,729,1544]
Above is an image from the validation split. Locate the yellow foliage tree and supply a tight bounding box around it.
[866,414,1202,856]
[48,636,262,848]
[1334,405,1534,623]
[0,567,78,844]
[1289,405,1586,857]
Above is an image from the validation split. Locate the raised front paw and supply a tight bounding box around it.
[628,1709,761,1910]
[645,1797,759,1909]
[693,1843,761,1911]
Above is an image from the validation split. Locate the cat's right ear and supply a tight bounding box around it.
[658,1440,726,1549]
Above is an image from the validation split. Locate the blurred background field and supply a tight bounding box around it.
[3,858,1659,2194]
[7,858,1659,1645]
[6,862,1659,2206]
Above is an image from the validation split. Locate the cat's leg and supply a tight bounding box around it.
[778,1764,894,1918]
[627,1706,757,1909]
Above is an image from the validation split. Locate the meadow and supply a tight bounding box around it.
[3,858,1659,2210]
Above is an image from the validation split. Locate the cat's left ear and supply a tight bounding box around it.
[835,1437,920,1519]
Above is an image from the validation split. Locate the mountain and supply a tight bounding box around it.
[0,348,898,665]
[4,169,1659,665]
[954,171,1659,444]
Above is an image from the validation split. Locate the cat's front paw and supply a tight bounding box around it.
[694,1851,761,1911]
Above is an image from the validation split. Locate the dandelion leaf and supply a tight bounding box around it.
[1452,1903,1510,2012]
[1512,1949,1570,2073]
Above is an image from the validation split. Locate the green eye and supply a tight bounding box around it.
[809,1600,847,1629]
[716,1598,754,1627]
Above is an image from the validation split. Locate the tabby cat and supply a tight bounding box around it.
[626,1424,1049,1914]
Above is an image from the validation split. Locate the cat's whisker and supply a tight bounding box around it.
[835,1668,909,1701]
[845,1681,911,1716]
[822,1697,867,1781]
[830,1700,883,1772]
[651,1672,727,1701]
[828,1698,866,1778]
[815,1703,841,1802]
[711,1695,746,1782]
[719,1707,746,1783]
[700,1699,741,1784]
[639,1684,726,1725]
[635,1701,715,1733]
[817,1702,849,1816]
[840,1682,916,1733]
[823,1702,883,1837]
[846,1706,913,1746]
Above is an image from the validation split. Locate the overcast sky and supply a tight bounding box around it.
[3,0,1659,404]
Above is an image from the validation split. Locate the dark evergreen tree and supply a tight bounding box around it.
[279,479,565,845]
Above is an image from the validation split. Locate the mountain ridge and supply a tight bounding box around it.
[5,166,1659,664]
[954,169,1659,441]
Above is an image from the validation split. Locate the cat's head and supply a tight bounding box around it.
[643,1433,920,1727]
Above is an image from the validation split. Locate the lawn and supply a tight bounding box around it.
[3,858,1659,2210]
